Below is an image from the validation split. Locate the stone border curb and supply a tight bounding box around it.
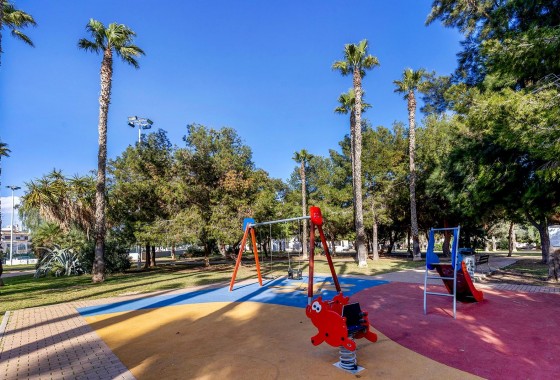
[0,310,10,341]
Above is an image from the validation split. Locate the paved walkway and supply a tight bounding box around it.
[370,255,518,283]
[1,257,559,380]
[1,301,135,380]
[1,270,35,279]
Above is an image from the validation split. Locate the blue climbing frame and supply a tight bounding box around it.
[423,226,462,319]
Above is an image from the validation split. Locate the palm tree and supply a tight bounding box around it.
[333,39,379,267]
[20,171,96,234]
[0,0,36,65]
[0,141,11,286]
[393,68,427,261]
[334,88,371,220]
[293,150,313,260]
[78,19,144,283]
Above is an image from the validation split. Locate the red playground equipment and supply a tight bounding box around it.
[229,206,377,372]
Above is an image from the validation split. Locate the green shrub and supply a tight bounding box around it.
[185,245,205,257]
[497,239,509,250]
[80,240,131,274]
[35,247,84,277]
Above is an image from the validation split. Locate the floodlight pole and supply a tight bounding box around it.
[6,185,21,266]
[127,116,153,144]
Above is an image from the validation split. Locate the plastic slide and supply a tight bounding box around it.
[432,261,484,302]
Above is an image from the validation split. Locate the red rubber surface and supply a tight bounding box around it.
[353,282,560,379]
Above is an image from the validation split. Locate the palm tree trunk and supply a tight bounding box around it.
[350,113,357,222]
[353,68,368,267]
[92,47,113,283]
[0,0,4,66]
[301,161,309,259]
[407,91,421,261]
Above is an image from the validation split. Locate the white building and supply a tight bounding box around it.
[1,225,36,265]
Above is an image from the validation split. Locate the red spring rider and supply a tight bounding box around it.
[305,206,377,352]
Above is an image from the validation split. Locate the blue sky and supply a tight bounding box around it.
[0,1,461,227]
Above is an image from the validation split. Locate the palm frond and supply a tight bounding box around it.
[120,44,145,57]
[357,39,368,52]
[3,3,37,28]
[80,21,145,67]
[116,45,145,68]
[85,19,105,36]
[118,54,140,69]
[77,38,102,53]
[106,23,136,46]
[85,19,106,48]
[10,29,34,46]
[332,60,350,75]
[334,105,349,114]
[293,149,313,163]
[362,55,380,70]
[335,88,371,113]
[333,39,379,78]
[393,79,406,93]
[394,68,427,97]
[0,141,11,157]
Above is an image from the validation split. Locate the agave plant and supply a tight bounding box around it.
[34,246,84,278]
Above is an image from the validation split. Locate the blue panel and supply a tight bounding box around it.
[242,218,255,231]
[77,276,388,317]
[451,227,461,270]
[426,229,439,270]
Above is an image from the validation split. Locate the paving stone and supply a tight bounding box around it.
[0,302,135,380]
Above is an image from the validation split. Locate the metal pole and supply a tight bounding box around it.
[9,194,14,266]
[250,215,310,228]
[128,116,153,145]
[6,185,20,266]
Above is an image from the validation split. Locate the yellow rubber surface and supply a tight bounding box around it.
[84,302,480,379]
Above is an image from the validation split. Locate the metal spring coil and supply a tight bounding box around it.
[338,342,357,371]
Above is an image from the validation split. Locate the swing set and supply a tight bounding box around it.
[229,206,377,372]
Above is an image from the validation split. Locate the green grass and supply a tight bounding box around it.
[501,258,551,279]
[0,256,422,317]
[0,263,252,316]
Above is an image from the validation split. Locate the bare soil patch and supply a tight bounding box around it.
[481,258,560,288]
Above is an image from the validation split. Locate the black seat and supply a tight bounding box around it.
[342,303,367,335]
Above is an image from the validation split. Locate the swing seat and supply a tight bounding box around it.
[288,268,303,280]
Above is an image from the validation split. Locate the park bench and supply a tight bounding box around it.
[476,254,491,272]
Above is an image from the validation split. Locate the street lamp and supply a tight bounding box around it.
[127,116,153,144]
[6,185,20,266]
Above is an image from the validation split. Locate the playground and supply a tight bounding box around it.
[2,270,559,379]
[2,209,560,379]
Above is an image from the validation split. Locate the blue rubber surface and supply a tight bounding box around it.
[77,276,388,317]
